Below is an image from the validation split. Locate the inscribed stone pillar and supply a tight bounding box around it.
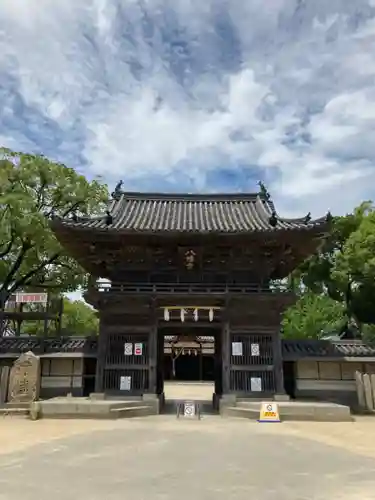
[8,351,41,403]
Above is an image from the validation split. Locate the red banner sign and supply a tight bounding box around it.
[15,293,48,304]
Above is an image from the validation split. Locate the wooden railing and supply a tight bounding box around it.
[93,282,292,295]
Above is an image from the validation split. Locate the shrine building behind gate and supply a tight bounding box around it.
[51,188,329,402]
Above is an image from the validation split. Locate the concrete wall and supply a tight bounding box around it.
[295,360,375,408]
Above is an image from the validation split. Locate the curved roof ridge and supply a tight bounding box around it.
[255,198,327,227]
[113,191,265,202]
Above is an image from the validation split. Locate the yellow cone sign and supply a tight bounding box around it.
[258,402,281,423]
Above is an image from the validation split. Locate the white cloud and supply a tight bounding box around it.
[0,0,375,217]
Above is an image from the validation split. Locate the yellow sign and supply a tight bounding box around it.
[258,402,281,423]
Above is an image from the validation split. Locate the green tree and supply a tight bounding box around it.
[0,148,108,306]
[21,298,99,336]
[294,202,375,331]
[61,298,98,336]
[282,292,345,339]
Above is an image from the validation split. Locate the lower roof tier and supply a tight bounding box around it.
[0,336,374,361]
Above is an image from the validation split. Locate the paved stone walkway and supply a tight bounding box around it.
[0,417,375,500]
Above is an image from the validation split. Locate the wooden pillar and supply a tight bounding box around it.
[273,332,285,395]
[94,313,106,393]
[199,344,203,381]
[222,321,230,394]
[148,324,158,394]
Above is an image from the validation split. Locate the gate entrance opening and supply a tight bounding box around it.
[157,326,222,403]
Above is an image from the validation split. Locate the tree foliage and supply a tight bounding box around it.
[20,298,99,337]
[282,292,345,339]
[0,148,108,306]
[284,201,375,338]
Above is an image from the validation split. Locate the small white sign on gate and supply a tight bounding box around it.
[250,377,262,392]
[134,343,143,356]
[124,343,133,356]
[251,343,260,356]
[232,342,243,356]
[184,401,196,417]
[120,376,131,391]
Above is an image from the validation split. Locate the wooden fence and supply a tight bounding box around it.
[355,371,375,412]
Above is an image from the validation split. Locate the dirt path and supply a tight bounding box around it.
[261,416,375,458]
[0,417,113,455]
[1,415,375,460]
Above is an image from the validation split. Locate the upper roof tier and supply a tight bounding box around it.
[52,191,330,235]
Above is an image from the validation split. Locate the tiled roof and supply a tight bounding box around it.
[1,336,374,359]
[0,336,97,355]
[282,339,375,359]
[0,337,40,354]
[52,192,328,235]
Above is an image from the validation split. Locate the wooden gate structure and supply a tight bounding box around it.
[51,188,330,400]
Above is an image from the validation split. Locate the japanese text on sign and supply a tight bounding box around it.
[120,376,131,391]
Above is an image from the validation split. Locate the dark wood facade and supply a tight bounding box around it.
[51,190,329,399]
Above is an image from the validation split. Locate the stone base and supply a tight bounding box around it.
[35,396,159,419]
[274,393,291,402]
[89,392,106,401]
[221,400,353,422]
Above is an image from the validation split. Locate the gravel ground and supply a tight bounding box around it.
[0,416,375,500]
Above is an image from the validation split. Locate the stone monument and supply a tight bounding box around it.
[8,351,41,403]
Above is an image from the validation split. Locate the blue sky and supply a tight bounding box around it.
[1,0,375,219]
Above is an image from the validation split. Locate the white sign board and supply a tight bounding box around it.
[250,377,262,392]
[251,343,260,356]
[184,401,196,417]
[124,343,133,356]
[120,376,131,391]
[134,343,143,356]
[232,342,243,356]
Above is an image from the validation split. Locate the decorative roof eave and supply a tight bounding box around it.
[50,213,330,238]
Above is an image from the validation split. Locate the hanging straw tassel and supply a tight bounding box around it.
[209,308,214,322]
[193,309,199,322]
[164,308,170,321]
[180,308,185,322]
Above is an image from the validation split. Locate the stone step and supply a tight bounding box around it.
[221,402,353,422]
[106,400,156,411]
[162,399,217,415]
[236,401,264,409]
[111,405,157,418]
[0,407,29,417]
[221,406,259,419]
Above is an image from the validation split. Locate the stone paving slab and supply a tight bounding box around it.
[0,417,375,499]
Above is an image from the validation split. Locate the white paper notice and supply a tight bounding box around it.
[250,377,262,392]
[232,342,243,356]
[120,376,131,391]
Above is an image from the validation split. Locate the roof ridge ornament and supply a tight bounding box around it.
[111,180,123,199]
[269,210,278,227]
[105,210,113,226]
[304,212,311,225]
[325,211,333,223]
[257,181,271,201]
